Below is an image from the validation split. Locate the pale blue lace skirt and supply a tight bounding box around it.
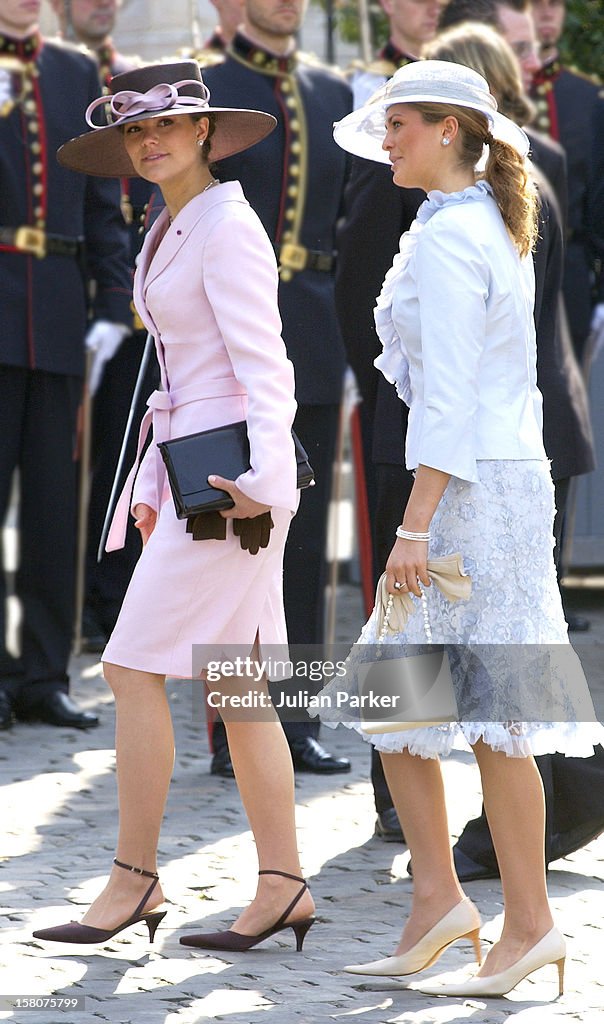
[315,460,604,758]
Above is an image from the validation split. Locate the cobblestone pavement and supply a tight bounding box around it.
[1,583,603,1024]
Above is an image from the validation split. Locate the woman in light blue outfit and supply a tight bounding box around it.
[326,61,604,999]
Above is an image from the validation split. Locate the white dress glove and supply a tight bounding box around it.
[85,320,130,395]
[0,69,14,114]
[590,303,604,362]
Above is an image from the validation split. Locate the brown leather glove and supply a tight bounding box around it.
[232,512,274,555]
[186,510,227,541]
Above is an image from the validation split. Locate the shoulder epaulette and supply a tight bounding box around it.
[45,35,92,59]
[567,64,601,87]
[296,49,323,68]
[193,49,226,68]
[364,58,397,77]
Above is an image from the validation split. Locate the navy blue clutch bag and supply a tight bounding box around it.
[158,420,314,519]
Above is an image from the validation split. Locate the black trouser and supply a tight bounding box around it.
[0,366,81,705]
[85,332,159,633]
[212,401,341,753]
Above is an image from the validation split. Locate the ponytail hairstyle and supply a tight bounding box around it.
[410,101,539,258]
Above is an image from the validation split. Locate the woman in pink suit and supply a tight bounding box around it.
[33,61,315,952]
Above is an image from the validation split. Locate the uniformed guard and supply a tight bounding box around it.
[202,0,352,777]
[529,0,604,359]
[347,0,442,108]
[0,0,131,730]
[50,0,161,653]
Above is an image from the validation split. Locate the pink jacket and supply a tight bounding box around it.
[107,181,297,550]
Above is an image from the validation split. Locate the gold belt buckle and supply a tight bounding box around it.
[279,242,307,272]
[14,226,46,258]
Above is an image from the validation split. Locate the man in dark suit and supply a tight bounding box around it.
[347,0,441,108]
[50,0,160,653]
[529,0,604,361]
[336,159,422,840]
[0,0,131,730]
[201,0,352,775]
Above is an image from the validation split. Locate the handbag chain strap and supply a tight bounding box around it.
[378,584,432,643]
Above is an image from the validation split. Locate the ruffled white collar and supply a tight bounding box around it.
[417,179,492,224]
[373,181,493,405]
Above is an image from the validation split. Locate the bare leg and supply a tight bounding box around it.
[473,739,554,975]
[210,667,315,934]
[380,749,465,954]
[80,663,174,930]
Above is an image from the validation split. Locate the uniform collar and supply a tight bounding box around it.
[533,55,562,86]
[378,40,415,68]
[0,30,41,60]
[96,40,115,85]
[229,30,296,75]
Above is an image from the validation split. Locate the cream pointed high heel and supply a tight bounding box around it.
[413,926,566,998]
[344,897,482,976]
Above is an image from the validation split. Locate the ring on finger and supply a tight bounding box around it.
[394,580,408,590]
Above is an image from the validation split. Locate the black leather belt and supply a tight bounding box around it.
[274,241,336,273]
[0,226,84,259]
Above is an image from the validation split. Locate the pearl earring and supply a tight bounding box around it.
[197,138,205,147]
[441,137,450,146]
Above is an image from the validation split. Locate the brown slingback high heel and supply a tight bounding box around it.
[32,858,166,944]
[179,869,315,952]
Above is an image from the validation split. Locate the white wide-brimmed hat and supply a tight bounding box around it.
[58,60,276,177]
[333,59,529,163]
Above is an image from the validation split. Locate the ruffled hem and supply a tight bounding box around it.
[319,717,604,760]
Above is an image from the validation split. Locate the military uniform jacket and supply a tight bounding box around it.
[0,33,131,377]
[531,58,604,345]
[100,44,159,298]
[202,33,351,404]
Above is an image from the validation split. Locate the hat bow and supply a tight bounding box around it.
[86,79,210,130]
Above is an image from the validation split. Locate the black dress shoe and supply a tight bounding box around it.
[290,737,351,774]
[0,692,15,730]
[374,807,406,843]
[16,692,99,729]
[211,745,235,778]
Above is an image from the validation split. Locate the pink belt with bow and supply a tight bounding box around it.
[106,376,247,552]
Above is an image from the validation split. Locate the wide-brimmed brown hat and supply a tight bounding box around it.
[57,60,276,177]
